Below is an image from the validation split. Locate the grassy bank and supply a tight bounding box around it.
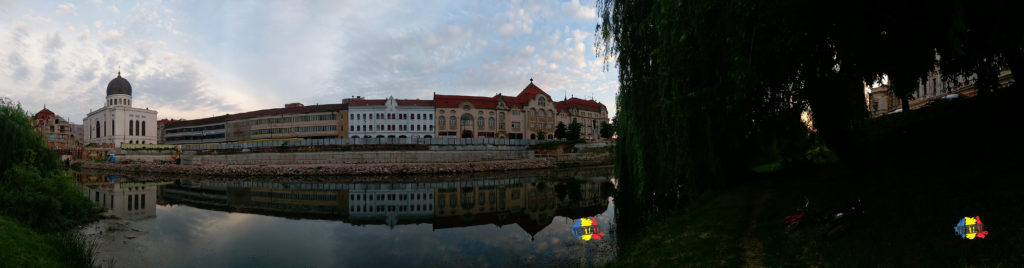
[0,216,97,267]
[610,162,1024,267]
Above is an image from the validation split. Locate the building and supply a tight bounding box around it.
[33,108,81,149]
[868,68,1015,117]
[163,115,229,145]
[346,96,435,138]
[434,80,609,140]
[83,73,159,146]
[222,103,347,142]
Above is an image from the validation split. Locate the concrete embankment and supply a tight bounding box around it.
[182,150,532,165]
[81,153,610,176]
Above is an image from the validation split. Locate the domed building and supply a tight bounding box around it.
[83,72,159,146]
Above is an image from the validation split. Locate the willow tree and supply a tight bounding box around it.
[595,0,1010,224]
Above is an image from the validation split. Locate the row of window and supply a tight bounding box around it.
[350,124,434,132]
[109,98,130,106]
[351,204,432,213]
[350,193,433,201]
[127,120,146,136]
[247,125,337,135]
[350,113,434,121]
[166,133,226,141]
[166,124,225,134]
[229,114,338,128]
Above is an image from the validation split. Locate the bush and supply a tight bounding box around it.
[0,101,98,232]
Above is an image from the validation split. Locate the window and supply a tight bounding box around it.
[489,118,495,127]
[451,117,457,126]
[499,112,504,120]
[439,117,445,127]
[463,105,471,111]
[142,121,146,136]
[539,96,546,106]
[477,117,484,127]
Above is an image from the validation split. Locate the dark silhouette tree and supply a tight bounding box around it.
[600,121,614,139]
[567,122,582,141]
[555,122,567,139]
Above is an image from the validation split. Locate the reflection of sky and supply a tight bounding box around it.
[129,200,615,267]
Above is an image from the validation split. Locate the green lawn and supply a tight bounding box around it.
[0,216,62,267]
[611,162,1024,267]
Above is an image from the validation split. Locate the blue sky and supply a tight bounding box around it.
[0,0,619,123]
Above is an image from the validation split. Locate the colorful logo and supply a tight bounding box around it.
[954,216,988,239]
[571,217,605,241]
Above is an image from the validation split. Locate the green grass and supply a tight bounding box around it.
[610,184,755,267]
[610,162,1024,267]
[0,216,98,268]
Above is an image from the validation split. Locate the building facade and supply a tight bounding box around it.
[83,73,158,146]
[223,103,347,142]
[33,108,81,149]
[346,97,435,138]
[163,115,229,145]
[868,68,1015,117]
[434,81,609,140]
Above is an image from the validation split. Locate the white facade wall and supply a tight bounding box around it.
[348,97,435,138]
[84,93,158,146]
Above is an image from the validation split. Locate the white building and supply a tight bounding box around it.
[346,96,435,138]
[84,73,158,146]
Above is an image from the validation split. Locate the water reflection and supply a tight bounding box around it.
[76,168,618,267]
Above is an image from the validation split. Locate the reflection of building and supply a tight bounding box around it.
[33,107,81,149]
[83,73,159,146]
[157,178,611,235]
[81,179,158,220]
[346,96,435,138]
[434,80,609,140]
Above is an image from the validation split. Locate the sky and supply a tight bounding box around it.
[0,0,619,124]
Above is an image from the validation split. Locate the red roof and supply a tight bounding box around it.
[513,82,551,105]
[434,94,502,109]
[34,108,55,120]
[560,97,606,112]
[396,100,435,106]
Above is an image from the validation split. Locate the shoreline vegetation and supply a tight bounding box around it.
[79,153,612,177]
[2,99,101,267]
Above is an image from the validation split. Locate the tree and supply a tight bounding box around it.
[600,121,614,139]
[555,122,567,139]
[567,122,582,141]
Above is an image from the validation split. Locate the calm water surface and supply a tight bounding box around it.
[76,167,618,267]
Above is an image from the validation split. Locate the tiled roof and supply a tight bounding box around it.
[348,99,387,107]
[34,108,55,119]
[348,99,434,107]
[434,94,501,109]
[395,100,435,106]
[561,97,606,112]
[513,82,551,105]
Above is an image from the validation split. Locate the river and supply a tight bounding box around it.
[75,166,618,267]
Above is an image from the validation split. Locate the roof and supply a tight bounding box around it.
[227,103,348,121]
[561,97,606,112]
[165,114,230,129]
[434,94,502,109]
[513,82,551,105]
[348,98,434,107]
[106,73,132,96]
[165,103,348,127]
[34,108,55,120]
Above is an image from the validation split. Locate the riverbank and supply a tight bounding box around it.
[0,216,97,267]
[81,153,610,177]
[609,160,1024,267]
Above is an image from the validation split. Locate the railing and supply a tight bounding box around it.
[178,138,541,151]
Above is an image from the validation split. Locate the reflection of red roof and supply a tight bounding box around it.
[562,97,606,112]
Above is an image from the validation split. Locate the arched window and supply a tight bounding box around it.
[95,121,100,138]
[461,114,473,126]
[488,117,495,127]
[129,120,133,136]
[111,120,115,136]
[477,117,484,127]
[450,116,456,126]
[142,121,145,136]
[499,112,505,120]
[538,96,546,106]
[439,117,445,127]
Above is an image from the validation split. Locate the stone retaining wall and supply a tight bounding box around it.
[182,150,532,165]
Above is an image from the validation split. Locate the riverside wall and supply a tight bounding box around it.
[181,150,533,165]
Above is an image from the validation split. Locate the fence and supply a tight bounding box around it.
[179,138,541,151]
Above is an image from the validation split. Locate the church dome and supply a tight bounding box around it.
[106,72,132,96]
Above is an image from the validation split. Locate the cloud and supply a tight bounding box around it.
[498,8,533,35]
[7,53,30,81]
[56,2,77,16]
[561,0,597,20]
[100,29,122,45]
[45,32,65,52]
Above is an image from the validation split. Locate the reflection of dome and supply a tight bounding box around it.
[106,72,132,96]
